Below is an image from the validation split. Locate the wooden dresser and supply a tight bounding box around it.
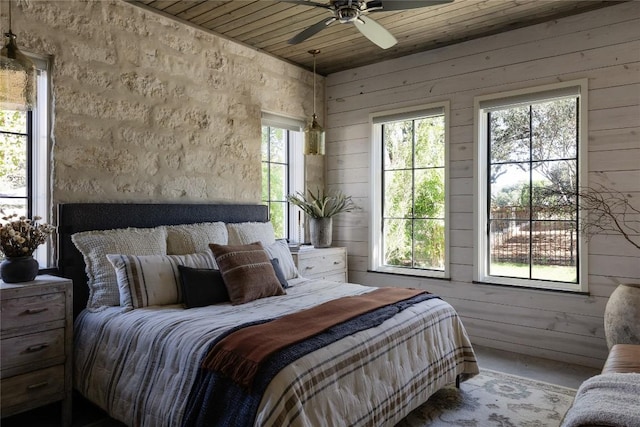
[292,247,348,282]
[0,275,73,426]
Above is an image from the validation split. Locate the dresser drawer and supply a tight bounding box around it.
[1,328,65,371]
[306,271,348,282]
[297,251,346,277]
[1,365,64,410]
[1,291,66,331]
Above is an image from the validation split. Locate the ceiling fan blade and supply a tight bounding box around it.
[289,17,337,44]
[279,0,333,9]
[355,15,397,49]
[366,0,453,12]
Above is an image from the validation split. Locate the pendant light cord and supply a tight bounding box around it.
[312,52,316,116]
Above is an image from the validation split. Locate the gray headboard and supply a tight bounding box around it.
[57,203,269,317]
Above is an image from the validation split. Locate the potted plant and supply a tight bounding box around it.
[0,212,55,283]
[287,189,357,248]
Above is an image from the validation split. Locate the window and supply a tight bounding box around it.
[475,80,588,292]
[261,113,303,241]
[371,103,449,278]
[0,55,50,266]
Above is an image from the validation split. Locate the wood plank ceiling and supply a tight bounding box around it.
[128,0,619,75]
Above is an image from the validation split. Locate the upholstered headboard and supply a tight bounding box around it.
[57,203,269,317]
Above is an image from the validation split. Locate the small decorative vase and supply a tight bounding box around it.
[0,255,39,283]
[604,283,640,349]
[309,217,333,248]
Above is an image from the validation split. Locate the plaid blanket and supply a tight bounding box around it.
[182,292,440,427]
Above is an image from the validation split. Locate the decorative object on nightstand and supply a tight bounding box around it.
[0,275,73,426]
[0,212,54,283]
[287,189,357,248]
[292,246,348,282]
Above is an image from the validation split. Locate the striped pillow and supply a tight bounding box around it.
[107,252,216,311]
[209,242,285,305]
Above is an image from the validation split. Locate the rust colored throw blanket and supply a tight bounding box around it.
[202,287,427,389]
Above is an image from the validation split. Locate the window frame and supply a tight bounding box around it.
[0,54,51,267]
[370,101,450,279]
[473,79,589,292]
[260,113,304,242]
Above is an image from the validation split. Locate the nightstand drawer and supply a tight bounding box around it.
[1,328,65,371]
[1,292,66,331]
[297,251,346,276]
[1,365,64,410]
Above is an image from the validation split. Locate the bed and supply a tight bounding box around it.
[59,203,479,427]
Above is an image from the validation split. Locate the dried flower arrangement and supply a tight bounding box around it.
[0,212,55,258]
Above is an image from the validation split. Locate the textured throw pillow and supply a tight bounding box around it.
[165,222,228,258]
[226,222,276,246]
[264,239,299,280]
[178,265,229,308]
[72,227,167,310]
[107,252,216,311]
[270,258,289,289]
[209,242,285,305]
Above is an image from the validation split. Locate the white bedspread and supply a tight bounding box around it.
[74,279,478,427]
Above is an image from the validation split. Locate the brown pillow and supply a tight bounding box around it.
[209,242,285,305]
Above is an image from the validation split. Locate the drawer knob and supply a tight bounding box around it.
[26,343,50,352]
[333,261,340,265]
[27,381,49,390]
[25,307,48,315]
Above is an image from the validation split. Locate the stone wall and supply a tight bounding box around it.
[7,0,324,205]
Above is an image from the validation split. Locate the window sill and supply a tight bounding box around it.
[473,280,589,295]
[368,267,450,281]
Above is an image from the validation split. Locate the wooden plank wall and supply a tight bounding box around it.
[324,2,640,368]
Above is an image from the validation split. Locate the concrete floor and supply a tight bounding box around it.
[473,344,600,389]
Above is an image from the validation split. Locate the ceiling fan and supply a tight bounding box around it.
[285,0,453,49]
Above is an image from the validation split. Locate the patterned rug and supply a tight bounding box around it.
[398,369,577,427]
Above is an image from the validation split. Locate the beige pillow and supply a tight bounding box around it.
[107,252,216,311]
[226,222,276,246]
[209,242,285,305]
[165,222,228,258]
[71,227,167,310]
[264,239,299,280]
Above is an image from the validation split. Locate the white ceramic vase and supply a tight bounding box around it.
[603,283,640,349]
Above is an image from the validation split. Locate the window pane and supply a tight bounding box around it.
[0,133,28,198]
[269,128,287,163]
[269,202,287,240]
[383,121,413,170]
[415,116,444,168]
[531,160,577,221]
[384,169,412,218]
[490,163,530,217]
[261,126,269,161]
[532,98,577,161]
[0,197,27,217]
[261,162,269,201]
[269,164,287,201]
[383,218,412,267]
[414,219,445,269]
[489,106,530,164]
[0,109,27,133]
[531,220,578,282]
[489,219,530,278]
[414,168,444,219]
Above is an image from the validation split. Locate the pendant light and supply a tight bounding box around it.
[1,0,36,110]
[304,49,325,156]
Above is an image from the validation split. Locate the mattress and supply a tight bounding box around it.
[74,278,478,426]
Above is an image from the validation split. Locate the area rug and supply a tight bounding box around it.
[398,369,577,427]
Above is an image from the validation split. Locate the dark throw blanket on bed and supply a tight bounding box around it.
[182,289,440,427]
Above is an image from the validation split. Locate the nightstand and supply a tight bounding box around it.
[0,275,73,426]
[292,247,348,282]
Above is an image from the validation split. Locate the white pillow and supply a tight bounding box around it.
[264,239,299,280]
[72,227,167,310]
[165,222,228,257]
[107,252,216,311]
[227,221,276,246]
